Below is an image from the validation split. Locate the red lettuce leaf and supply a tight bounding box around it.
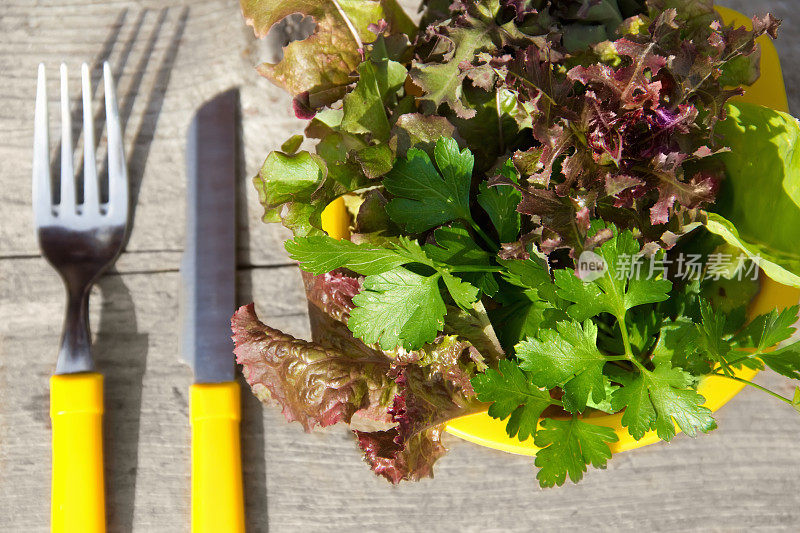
[232,303,392,431]
[354,427,446,484]
[235,269,487,483]
[301,269,361,324]
[355,364,481,483]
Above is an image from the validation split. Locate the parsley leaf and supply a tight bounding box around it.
[477,160,522,243]
[349,268,446,350]
[554,226,672,322]
[289,232,480,333]
[285,235,415,275]
[424,225,492,265]
[793,387,800,415]
[695,300,733,373]
[584,379,620,414]
[499,255,559,305]
[394,235,434,265]
[493,255,565,351]
[517,321,609,413]
[736,305,799,351]
[471,360,553,441]
[384,138,473,233]
[490,295,563,353]
[759,345,800,380]
[651,319,709,375]
[611,363,716,442]
[425,225,498,296]
[441,272,480,310]
[533,417,618,488]
[434,135,474,188]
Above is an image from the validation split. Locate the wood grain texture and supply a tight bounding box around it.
[1,1,799,531]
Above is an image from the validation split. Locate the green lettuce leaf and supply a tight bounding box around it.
[708,102,800,287]
[389,113,458,158]
[704,213,800,288]
[253,150,329,236]
[410,16,496,119]
[341,37,408,141]
[478,160,522,243]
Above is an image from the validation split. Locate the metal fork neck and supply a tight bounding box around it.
[55,285,95,374]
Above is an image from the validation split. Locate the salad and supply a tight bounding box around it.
[234,0,800,487]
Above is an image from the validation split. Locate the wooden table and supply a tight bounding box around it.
[1,1,799,531]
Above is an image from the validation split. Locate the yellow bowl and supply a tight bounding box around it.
[319,6,800,456]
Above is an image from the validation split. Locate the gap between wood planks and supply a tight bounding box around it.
[102,262,297,276]
[0,253,296,274]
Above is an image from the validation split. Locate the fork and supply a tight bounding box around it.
[33,61,128,533]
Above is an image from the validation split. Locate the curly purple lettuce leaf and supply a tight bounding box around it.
[233,270,487,483]
[487,4,778,255]
[356,364,482,484]
[354,427,447,484]
[233,302,393,431]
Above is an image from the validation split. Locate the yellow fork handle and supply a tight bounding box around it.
[190,382,245,533]
[50,373,106,533]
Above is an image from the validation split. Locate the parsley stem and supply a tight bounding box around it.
[724,353,760,368]
[617,315,635,361]
[609,360,632,371]
[710,372,794,405]
[448,266,503,273]
[496,90,505,153]
[617,317,650,373]
[468,218,500,250]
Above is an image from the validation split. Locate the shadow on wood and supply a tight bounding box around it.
[124,7,189,230]
[94,272,149,532]
[233,86,270,532]
[89,7,188,530]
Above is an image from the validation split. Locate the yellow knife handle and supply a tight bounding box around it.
[190,382,245,533]
[50,373,106,533]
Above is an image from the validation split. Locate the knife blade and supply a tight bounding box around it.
[181,89,245,533]
[181,89,237,383]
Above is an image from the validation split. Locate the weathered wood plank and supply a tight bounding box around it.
[0,1,301,269]
[0,258,312,531]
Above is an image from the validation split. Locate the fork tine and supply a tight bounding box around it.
[59,63,75,211]
[81,63,99,213]
[33,63,51,223]
[104,62,128,220]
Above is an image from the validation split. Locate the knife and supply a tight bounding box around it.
[181,89,245,533]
